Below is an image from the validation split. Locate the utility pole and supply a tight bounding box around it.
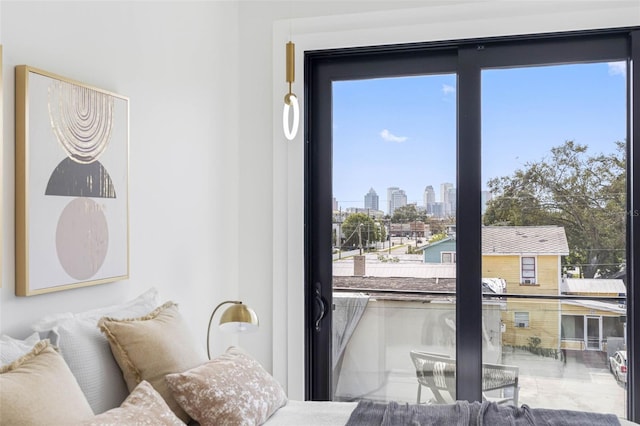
[338,207,342,259]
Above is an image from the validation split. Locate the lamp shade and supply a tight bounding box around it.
[207,300,259,359]
[219,303,259,333]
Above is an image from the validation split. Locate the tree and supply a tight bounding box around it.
[341,213,381,249]
[391,204,419,223]
[378,221,387,242]
[484,140,626,278]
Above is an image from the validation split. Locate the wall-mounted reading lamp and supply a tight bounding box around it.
[206,300,259,359]
[283,41,299,140]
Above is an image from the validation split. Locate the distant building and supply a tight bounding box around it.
[345,207,384,219]
[364,188,379,211]
[333,197,339,211]
[440,183,454,216]
[432,202,444,218]
[388,187,407,216]
[447,187,456,216]
[423,185,435,214]
[387,186,399,215]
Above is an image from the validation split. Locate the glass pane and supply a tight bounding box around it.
[334,298,456,402]
[481,62,627,416]
[332,74,457,402]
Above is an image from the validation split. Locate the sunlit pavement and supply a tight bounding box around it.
[502,348,626,418]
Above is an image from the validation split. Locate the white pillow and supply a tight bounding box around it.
[32,287,159,332]
[31,288,159,414]
[0,332,41,366]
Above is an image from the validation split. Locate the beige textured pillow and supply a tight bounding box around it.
[98,302,206,422]
[83,380,185,426]
[0,340,94,425]
[166,346,287,426]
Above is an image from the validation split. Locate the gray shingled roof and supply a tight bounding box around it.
[333,276,456,301]
[482,226,569,255]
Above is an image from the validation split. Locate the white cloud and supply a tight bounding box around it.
[380,129,408,143]
[608,62,626,77]
[442,84,456,95]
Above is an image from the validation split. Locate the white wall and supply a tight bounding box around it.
[1,1,241,357]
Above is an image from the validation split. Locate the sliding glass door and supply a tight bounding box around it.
[305,29,639,420]
[331,73,457,403]
[481,60,628,415]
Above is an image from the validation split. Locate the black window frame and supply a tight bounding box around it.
[305,27,640,420]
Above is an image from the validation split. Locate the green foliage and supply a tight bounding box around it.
[377,254,399,263]
[391,204,420,223]
[528,336,541,349]
[429,232,448,243]
[484,140,626,278]
[506,343,559,359]
[342,213,382,247]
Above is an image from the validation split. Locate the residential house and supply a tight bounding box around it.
[422,226,627,353]
[560,278,626,352]
[422,237,457,264]
[424,226,570,349]
[482,226,570,349]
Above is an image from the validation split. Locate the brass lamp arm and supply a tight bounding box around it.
[207,300,241,359]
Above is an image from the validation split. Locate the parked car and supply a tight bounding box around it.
[609,350,627,383]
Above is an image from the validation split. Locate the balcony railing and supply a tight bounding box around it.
[332,288,627,417]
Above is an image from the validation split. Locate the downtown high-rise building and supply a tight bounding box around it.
[423,185,435,215]
[441,182,455,217]
[364,188,379,211]
[388,187,407,216]
[387,186,399,215]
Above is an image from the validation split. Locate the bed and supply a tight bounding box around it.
[0,288,636,425]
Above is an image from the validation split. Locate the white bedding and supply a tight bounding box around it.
[264,400,357,425]
[263,400,638,426]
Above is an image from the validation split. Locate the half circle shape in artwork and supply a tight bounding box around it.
[45,157,116,198]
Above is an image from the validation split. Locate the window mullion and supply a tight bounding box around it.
[456,46,483,402]
[627,29,640,423]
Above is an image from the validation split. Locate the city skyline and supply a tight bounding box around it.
[333,183,492,217]
[333,61,626,211]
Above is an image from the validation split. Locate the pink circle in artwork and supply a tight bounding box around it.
[56,198,109,280]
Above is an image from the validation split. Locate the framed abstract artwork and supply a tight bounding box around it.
[15,66,129,296]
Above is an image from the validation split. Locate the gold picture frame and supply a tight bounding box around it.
[15,66,129,296]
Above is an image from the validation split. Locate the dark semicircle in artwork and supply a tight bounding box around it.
[45,157,116,198]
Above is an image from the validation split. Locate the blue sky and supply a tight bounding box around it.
[332,61,626,210]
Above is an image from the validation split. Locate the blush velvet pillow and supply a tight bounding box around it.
[166,346,287,426]
[98,301,206,423]
[83,380,184,426]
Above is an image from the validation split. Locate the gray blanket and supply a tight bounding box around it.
[345,400,621,426]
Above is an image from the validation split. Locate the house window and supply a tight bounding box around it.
[441,252,456,264]
[521,256,536,285]
[515,312,530,328]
